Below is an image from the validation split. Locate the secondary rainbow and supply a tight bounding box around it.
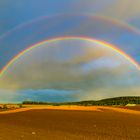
[1,15,140,40]
[0,36,140,78]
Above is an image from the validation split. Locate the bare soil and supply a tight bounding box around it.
[0,106,140,140]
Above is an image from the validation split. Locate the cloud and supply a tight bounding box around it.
[71,0,140,21]
[0,89,18,103]
[13,89,80,103]
[98,0,140,21]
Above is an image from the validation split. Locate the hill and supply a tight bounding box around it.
[22,96,140,106]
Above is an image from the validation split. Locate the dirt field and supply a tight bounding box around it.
[0,106,140,140]
[120,105,140,111]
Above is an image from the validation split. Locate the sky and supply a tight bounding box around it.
[0,0,140,103]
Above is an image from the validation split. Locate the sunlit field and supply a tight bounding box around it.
[0,105,140,140]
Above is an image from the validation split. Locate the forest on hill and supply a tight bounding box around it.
[22,96,140,106]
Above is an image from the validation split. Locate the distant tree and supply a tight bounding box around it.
[19,104,23,108]
[3,104,8,109]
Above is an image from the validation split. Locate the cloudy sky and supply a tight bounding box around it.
[0,0,140,102]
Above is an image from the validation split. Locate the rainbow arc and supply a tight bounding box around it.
[0,37,139,78]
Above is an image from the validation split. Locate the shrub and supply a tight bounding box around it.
[19,104,23,108]
[3,104,8,109]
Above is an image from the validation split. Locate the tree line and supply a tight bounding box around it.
[22,96,140,106]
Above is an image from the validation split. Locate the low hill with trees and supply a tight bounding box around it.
[22,96,140,106]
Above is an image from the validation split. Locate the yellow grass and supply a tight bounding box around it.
[0,105,140,115]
